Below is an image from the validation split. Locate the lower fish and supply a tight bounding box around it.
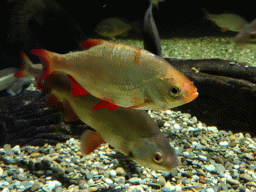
[44,71,179,171]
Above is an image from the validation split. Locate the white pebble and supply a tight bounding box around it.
[164,122,171,127]
[192,175,199,181]
[11,145,21,154]
[173,123,181,130]
[109,170,117,177]
[47,180,62,191]
[234,165,240,169]
[205,165,216,172]
[104,178,113,185]
[219,141,229,146]
[2,188,9,192]
[199,155,207,161]
[207,126,218,133]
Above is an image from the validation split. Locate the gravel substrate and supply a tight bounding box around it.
[114,37,256,67]
[0,37,256,191]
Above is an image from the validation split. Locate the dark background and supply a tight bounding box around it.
[58,0,253,38]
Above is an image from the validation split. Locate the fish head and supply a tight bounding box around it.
[155,74,198,109]
[235,21,256,49]
[128,133,179,171]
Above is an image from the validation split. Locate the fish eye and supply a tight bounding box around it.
[169,86,181,97]
[153,152,163,163]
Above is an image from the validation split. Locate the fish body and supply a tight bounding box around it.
[235,19,256,49]
[31,39,198,110]
[203,9,247,32]
[95,18,133,39]
[45,72,179,171]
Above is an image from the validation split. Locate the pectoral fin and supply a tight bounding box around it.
[80,130,106,155]
[67,75,89,97]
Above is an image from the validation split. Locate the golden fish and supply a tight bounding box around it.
[45,72,179,171]
[31,39,198,110]
[203,8,247,32]
[95,17,137,39]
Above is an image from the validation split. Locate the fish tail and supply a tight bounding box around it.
[30,49,57,82]
[15,52,32,78]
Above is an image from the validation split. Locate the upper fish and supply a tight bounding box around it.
[203,8,247,32]
[29,39,198,110]
[44,71,179,171]
[95,18,139,39]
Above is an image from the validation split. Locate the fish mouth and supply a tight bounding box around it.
[184,90,198,103]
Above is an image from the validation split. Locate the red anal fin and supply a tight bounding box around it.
[67,74,89,97]
[80,39,105,50]
[92,100,120,110]
[80,130,106,155]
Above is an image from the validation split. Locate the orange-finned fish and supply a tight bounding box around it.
[45,72,179,171]
[31,39,198,110]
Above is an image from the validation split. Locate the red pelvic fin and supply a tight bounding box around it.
[80,39,105,50]
[92,100,120,110]
[80,130,106,155]
[67,74,89,97]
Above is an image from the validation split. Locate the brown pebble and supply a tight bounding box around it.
[116,167,125,176]
[157,176,166,187]
[55,143,62,150]
[29,152,41,158]
[199,176,206,184]
[215,156,224,164]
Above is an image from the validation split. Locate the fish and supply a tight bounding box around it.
[203,8,247,32]
[15,52,44,81]
[31,39,198,110]
[44,71,179,171]
[0,53,43,96]
[235,19,256,49]
[95,18,139,39]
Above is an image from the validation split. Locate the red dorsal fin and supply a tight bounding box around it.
[80,39,105,50]
[67,74,89,97]
[80,130,106,155]
[92,100,120,110]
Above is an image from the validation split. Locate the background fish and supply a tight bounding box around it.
[45,71,179,171]
[95,17,140,39]
[31,39,198,110]
[203,8,247,32]
[235,19,256,49]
